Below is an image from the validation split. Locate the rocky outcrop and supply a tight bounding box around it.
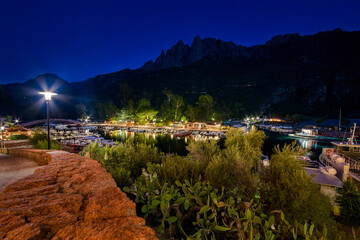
[144,36,247,71]
[0,150,157,240]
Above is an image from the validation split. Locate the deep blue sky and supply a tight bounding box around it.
[0,0,359,84]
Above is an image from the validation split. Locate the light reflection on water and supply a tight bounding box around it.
[103,129,333,159]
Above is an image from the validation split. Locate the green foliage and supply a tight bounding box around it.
[336,180,360,228]
[33,139,60,150]
[225,127,266,169]
[80,139,162,188]
[157,154,201,185]
[205,147,258,195]
[29,127,60,149]
[94,101,119,120]
[126,166,330,240]
[185,105,199,122]
[260,143,335,229]
[5,115,13,124]
[29,127,47,146]
[112,109,134,122]
[9,134,28,140]
[186,140,220,169]
[136,98,158,123]
[81,127,342,239]
[160,90,186,121]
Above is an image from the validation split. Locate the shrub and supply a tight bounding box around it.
[33,139,60,150]
[336,180,360,238]
[9,134,28,140]
[29,127,47,146]
[185,140,220,169]
[80,139,162,188]
[125,164,331,240]
[260,143,335,230]
[224,126,266,169]
[158,154,201,185]
[205,146,258,196]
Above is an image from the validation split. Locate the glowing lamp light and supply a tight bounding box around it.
[0,126,4,131]
[38,91,57,150]
[39,91,57,101]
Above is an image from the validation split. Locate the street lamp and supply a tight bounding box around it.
[39,91,57,149]
[1,124,4,149]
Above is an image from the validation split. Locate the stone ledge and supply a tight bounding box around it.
[0,149,157,240]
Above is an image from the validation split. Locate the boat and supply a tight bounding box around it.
[174,130,192,138]
[289,128,345,141]
[319,123,360,182]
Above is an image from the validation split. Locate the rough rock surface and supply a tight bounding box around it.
[0,150,157,240]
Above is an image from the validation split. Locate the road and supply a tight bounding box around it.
[0,153,43,192]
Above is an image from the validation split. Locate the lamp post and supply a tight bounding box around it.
[1,124,4,149]
[39,92,57,149]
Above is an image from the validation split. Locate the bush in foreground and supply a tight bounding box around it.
[81,128,344,239]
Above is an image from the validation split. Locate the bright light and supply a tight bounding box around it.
[15,119,19,124]
[0,126,4,131]
[39,91,57,101]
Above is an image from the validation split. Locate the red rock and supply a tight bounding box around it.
[0,185,59,201]
[0,149,158,240]
[0,215,26,236]
[4,223,44,240]
[85,187,136,221]
[2,172,57,193]
[53,217,157,240]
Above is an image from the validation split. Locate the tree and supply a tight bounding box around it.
[75,104,87,120]
[136,98,158,122]
[5,115,12,123]
[260,143,335,228]
[336,180,360,238]
[138,98,151,108]
[162,89,174,103]
[185,105,198,122]
[94,102,119,120]
[114,109,134,122]
[172,95,184,121]
[104,102,119,120]
[136,107,158,122]
[196,94,213,121]
[186,140,220,169]
[225,126,265,168]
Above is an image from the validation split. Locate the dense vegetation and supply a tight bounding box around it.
[29,127,61,149]
[73,90,219,123]
[80,128,356,239]
[9,134,28,140]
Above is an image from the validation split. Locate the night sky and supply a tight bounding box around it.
[0,0,359,84]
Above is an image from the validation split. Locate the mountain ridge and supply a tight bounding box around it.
[1,28,360,120]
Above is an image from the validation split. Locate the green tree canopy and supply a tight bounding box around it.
[136,98,158,122]
[260,143,335,228]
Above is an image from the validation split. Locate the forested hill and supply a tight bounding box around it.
[1,29,360,120]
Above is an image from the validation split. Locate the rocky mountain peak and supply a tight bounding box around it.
[142,36,242,71]
[23,73,69,92]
